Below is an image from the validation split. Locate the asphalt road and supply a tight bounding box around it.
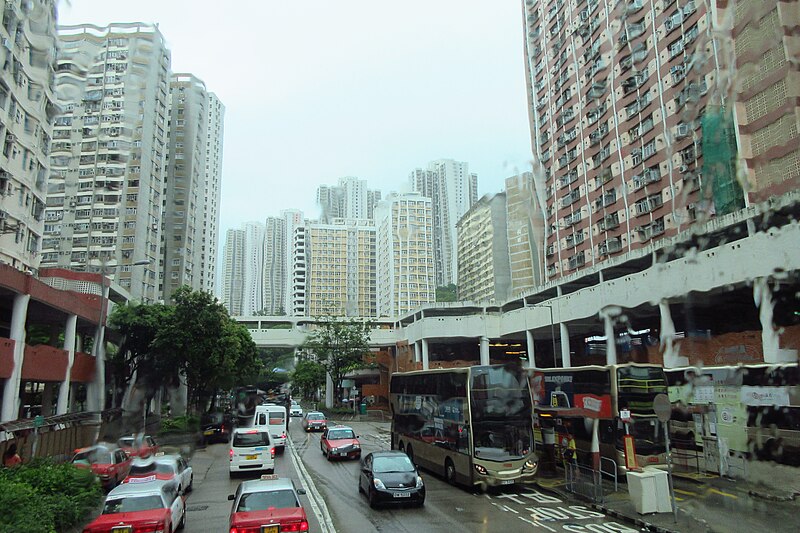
[181,415,638,532]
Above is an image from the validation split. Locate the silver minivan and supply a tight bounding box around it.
[229,428,275,476]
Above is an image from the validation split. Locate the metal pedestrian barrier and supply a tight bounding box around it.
[565,462,605,503]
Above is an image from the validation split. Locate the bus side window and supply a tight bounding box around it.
[257,413,266,425]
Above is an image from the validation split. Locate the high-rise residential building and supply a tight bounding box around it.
[316,176,381,222]
[290,224,307,316]
[202,93,224,295]
[409,159,477,288]
[243,221,265,315]
[263,216,286,315]
[456,193,511,303]
[222,228,245,315]
[521,0,733,281]
[43,23,170,302]
[0,0,58,272]
[161,74,208,303]
[375,192,435,317]
[721,0,799,204]
[281,209,303,314]
[304,219,376,317]
[505,172,546,296]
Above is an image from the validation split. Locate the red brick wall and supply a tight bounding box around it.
[70,352,96,383]
[21,345,68,381]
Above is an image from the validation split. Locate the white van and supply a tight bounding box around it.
[254,404,287,452]
[229,428,274,476]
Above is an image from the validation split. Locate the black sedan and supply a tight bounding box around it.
[358,451,425,508]
[200,412,233,444]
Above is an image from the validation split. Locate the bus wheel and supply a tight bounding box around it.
[445,458,456,485]
[398,441,405,453]
[406,444,414,465]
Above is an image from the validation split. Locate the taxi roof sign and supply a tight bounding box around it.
[260,474,279,480]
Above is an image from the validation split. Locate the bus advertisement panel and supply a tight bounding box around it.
[390,364,538,491]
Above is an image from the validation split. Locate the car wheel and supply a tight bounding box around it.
[368,488,379,509]
[358,480,364,495]
[445,458,456,485]
[406,445,414,466]
[178,509,186,530]
[415,498,425,508]
[398,442,405,453]
[188,475,193,492]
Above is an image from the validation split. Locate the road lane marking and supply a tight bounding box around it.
[674,488,698,496]
[287,432,337,533]
[708,488,738,499]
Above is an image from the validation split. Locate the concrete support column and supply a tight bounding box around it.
[590,418,601,471]
[1,293,30,422]
[480,336,490,366]
[421,338,429,370]
[57,314,78,415]
[754,277,793,363]
[325,371,334,408]
[526,330,536,369]
[88,281,110,412]
[413,342,420,364]
[41,383,56,417]
[659,301,688,368]
[559,323,571,368]
[602,310,617,365]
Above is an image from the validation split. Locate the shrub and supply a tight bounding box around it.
[0,459,101,533]
[159,414,201,434]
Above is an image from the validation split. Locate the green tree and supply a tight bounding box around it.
[291,358,326,400]
[107,302,175,407]
[153,286,261,412]
[436,283,458,302]
[301,315,372,405]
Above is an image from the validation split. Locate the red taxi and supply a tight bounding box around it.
[320,425,361,461]
[118,434,159,458]
[82,479,186,533]
[228,475,308,533]
[72,445,132,490]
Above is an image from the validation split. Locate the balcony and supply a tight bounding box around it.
[561,188,581,208]
[599,212,620,230]
[565,231,585,248]
[587,104,607,126]
[568,251,586,270]
[598,237,623,256]
[563,211,582,227]
[596,167,613,186]
[587,81,606,100]
[632,167,661,190]
[592,145,611,167]
[590,123,609,146]
[556,108,575,127]
[558,169,579,189]
[634,194,664,216]
[637,217,666,241]
[595,190,617,210]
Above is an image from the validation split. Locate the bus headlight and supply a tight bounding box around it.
[474,464,488,475]
[524,459,537,471]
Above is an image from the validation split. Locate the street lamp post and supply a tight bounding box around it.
[528,303,558,368]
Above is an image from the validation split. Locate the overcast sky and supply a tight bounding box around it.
[58,1,534,234]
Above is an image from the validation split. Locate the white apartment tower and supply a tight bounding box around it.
[161,73,207,302]
[222,228,245,315]
[202,93,224,295]
[375,192,435,317]
[409,159,477,288]
[242,221,265,315]
[0,0,58,272]
[281,209,303,315]
[316,176,381,222]
[290,224,307,316]
[43,23,171,301]
[263,216,286,315]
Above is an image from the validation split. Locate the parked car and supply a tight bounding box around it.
[72,444,132,490]
[229,427,275,476]
[320,425,361,460]
[289,401,303,417]
[82,478,185,533]
[228,474,308,533]
[358,451,425,509]
[124,453,193,493]
[301,411,327,432]
[117,434,159,458]
[201,411,233,444]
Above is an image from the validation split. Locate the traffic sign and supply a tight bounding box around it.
[653,393,671,423]
[33,415,44,428]
[619,409,631,423]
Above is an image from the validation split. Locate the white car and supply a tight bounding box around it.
[229,428,275,476]
[83,479,185,532]
[290,401,303,417]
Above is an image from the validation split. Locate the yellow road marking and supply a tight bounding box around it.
[674,489,699,496]
[675,496,685,502]
[709,488,738,499]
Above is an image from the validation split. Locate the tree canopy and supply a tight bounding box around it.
[436,284,458,302]
[300,316,372,405]
[290,358,326,400]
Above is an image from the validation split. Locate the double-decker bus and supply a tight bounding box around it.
[389,364,538,491]
[529,363,668,473]
[666,363,800,472]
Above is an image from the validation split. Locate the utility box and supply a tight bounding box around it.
[626,467,673,514]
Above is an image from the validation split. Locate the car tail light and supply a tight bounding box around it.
[230,527,260,533]
[281,432,287,439]
[281,521,310,532]
[229,448,234,460]
[271,447,276,458]
[137,521,166,532]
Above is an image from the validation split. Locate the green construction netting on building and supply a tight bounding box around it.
[701,106,745,216]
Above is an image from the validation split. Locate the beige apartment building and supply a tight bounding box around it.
[456,193,511,303]
[0,0,58,272]
[375,192,435,317]
[505,171,546,296]
[305,219,376,317]
[42,23,170,301]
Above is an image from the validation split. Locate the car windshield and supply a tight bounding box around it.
[237,489,298,512]
[373,455,415,473]
[307,413,324,420]
[233,432,269,447]
[129,463,174,476]
[473,420,533,462]
[73,448,112,464]
[118,438,135,448]
[102,495,164,514]
[327,429,355,440]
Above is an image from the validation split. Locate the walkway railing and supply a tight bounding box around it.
[565,462,605,503]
